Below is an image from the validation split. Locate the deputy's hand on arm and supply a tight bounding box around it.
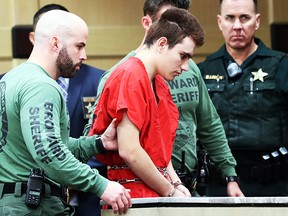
[100,181,132,215]
[227,182,245,197]
[100,118,118,151]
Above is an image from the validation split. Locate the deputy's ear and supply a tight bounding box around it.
[217,14,222,31]
[142,15,153,31]
[255,13,260,30]
[29,32,35,45]
[51,36,60,51]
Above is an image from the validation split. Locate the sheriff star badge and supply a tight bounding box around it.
[251,68,268,82]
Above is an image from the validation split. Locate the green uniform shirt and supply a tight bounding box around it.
[84,51,237,178]
[0,63,108,197]
[168,61,236,178]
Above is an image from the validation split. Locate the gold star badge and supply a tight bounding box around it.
[251,68,268,82]
[85,102,93,113]
[82,97,96,119]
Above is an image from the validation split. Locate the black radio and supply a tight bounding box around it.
[25,168,44,208]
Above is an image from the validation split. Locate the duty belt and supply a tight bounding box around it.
[0,182,68,201]
[108,165,168,184]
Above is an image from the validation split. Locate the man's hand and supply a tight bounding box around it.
[174,184,191,197]
[100,181,132,215]
[227,182,245,197]
[101,118,118,151]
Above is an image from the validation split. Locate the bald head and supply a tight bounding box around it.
[34,10,88,46]
[220,0,258,13]
[29,10,89,80]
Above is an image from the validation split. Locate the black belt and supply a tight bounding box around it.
[2,182,65,198]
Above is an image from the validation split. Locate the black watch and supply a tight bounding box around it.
[225,176,240,185]
[95,136,107,154]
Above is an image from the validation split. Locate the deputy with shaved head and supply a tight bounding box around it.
[31,10,88,79]
[0,10,131,215]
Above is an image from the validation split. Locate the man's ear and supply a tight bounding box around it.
[51,36,60,51]
[217,14,222,31]
[255,13,260,30]
[29,32,35,45]
[157,37,168,53]
[141,15,153,31]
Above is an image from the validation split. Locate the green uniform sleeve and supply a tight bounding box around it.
[20,82,108,196]
[194,61,237,178]
[67,135,101,163]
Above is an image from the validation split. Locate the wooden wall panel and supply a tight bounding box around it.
[0,1,14,63]
[268,0,288,23]
[39,0,143,26]
[0,1,13,27]
[13,0,38,24]
[0,29,12,58]
[38,0,144,70]
[0,0,38,73]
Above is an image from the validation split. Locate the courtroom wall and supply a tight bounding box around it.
[1,0,288,74]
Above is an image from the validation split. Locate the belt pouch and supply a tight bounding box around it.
[257,154,272,184]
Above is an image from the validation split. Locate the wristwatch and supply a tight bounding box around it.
[225,176,240,185]
[95,136,107,154]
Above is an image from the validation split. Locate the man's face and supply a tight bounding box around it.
[158,36,195,81]
[56,26,87,78]
[56,44,83,78]
[217,0,260,51]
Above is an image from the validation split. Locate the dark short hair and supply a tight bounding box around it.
[220,0,258,13]
[33,4,69,30]
[144,7,205,49]
[143,0,191,22]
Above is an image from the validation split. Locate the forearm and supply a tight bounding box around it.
[23,127,108,196]
[202,125,237,177]
[118,112,174,196]
[43,152,109,196]
[197,96,237,177]
[201,128,237,178]
[67,135,101,163]
[167,160,181,183]
[121,147,173,197]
